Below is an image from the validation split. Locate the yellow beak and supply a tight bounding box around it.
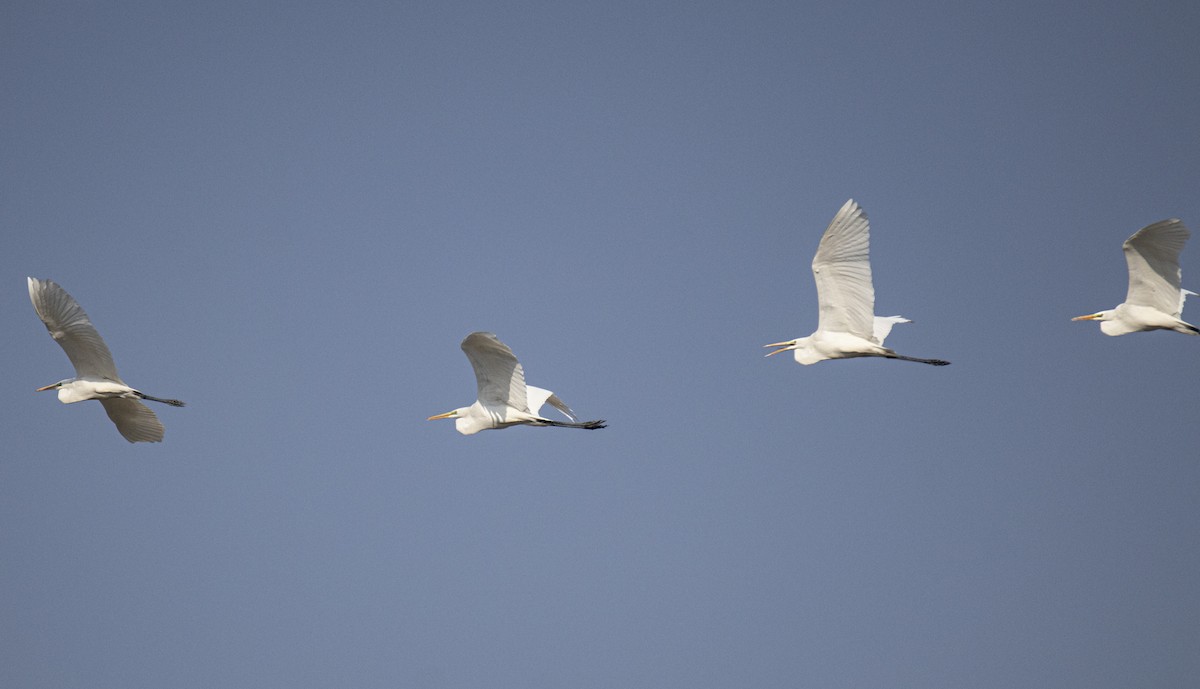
[1071,314,1099,321]
[427,410,457,420]
[763,341,796,357]
[36,383,57,392]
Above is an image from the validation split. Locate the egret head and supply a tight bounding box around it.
[1073,310,1134,336]
[428,407,472,435]
[36,379,83,404]
[428,406,490,435]
[764,337,826,365]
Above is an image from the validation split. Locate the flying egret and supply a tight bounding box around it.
[28,277,185,443]
[428,331,606,435]
[1072,218,1198,336]
[765,199,950,366]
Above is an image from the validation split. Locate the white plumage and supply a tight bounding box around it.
[428,332,605,435]
[1073,219,1198,336]
[28,277,185,443]
[765,200,950,366]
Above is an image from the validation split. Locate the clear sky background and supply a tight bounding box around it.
[2,1,1198,687]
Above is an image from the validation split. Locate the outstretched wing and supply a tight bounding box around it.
[28,277,122,381]
[525,385,579,421]
[812,199,875,338]
[1123,219,1190,316]
[100,398,165,443]
[460,332,528,412]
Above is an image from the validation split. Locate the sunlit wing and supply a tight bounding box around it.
[1181,288,1197,314]
[526,385,579,421]
[1123,219,1190,316]
[460,332,528,412]
[27,277,122,381]
[872,315,910,345]
[811,199,875,337]
[100,398,165,443]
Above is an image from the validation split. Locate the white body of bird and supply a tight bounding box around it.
[765,199,950,366]
[782,317,914,365]
[1073,219,1198,336]
[428,332,606,435]
[28,277,185,443]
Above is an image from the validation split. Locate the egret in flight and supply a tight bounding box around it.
[1072,218,1198,336]
[428,332,606,435]
[28,277,185,443]
[765,199,950,366]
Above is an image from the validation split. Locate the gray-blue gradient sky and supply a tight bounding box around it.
[3,2,1198,687]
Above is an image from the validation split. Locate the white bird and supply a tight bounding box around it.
[28,277,185,443]
[765,199,950,366]
[1072,218,1198,336]
[428,332,606,435]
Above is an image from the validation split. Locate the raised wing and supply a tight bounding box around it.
[1122,219,1190,316]
[461,332,528,412]
[872,315,911,345]
[28,277,122,380]
[811,199,875,338]
[1181,288,1197,315]
[100,398,165,443]
[525,385,579,421]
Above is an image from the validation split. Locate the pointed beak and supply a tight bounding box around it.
[36,383,57,392]
[1071,314,1099,321]
[427,410,457,421]
[763,340,796,357]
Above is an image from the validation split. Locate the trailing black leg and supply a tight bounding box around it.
[889,354,951,366]
[539,419,607,430]
[140,393,186,407]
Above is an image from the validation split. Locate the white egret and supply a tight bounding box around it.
[28,277,185,443]
[428,332,606,435]
[765,199,950,366]
[1072,218,1198,336]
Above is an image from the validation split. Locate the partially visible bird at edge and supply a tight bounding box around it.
[1072,218,1198,336]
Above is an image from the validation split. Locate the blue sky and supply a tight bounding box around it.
[2,1,1198,687]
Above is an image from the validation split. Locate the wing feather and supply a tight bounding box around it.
[812,200,875,337]
[1181,288,1197,315]
[28,277,122,381]
[460,332,528,412]
[525,385,579,421]
[100,398,165,443]
[872,315,911,345]
[1123,219,1190,316]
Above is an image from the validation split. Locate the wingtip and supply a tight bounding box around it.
[461,330,500,345]
[27,276,44,306]
[834,198,867,224]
